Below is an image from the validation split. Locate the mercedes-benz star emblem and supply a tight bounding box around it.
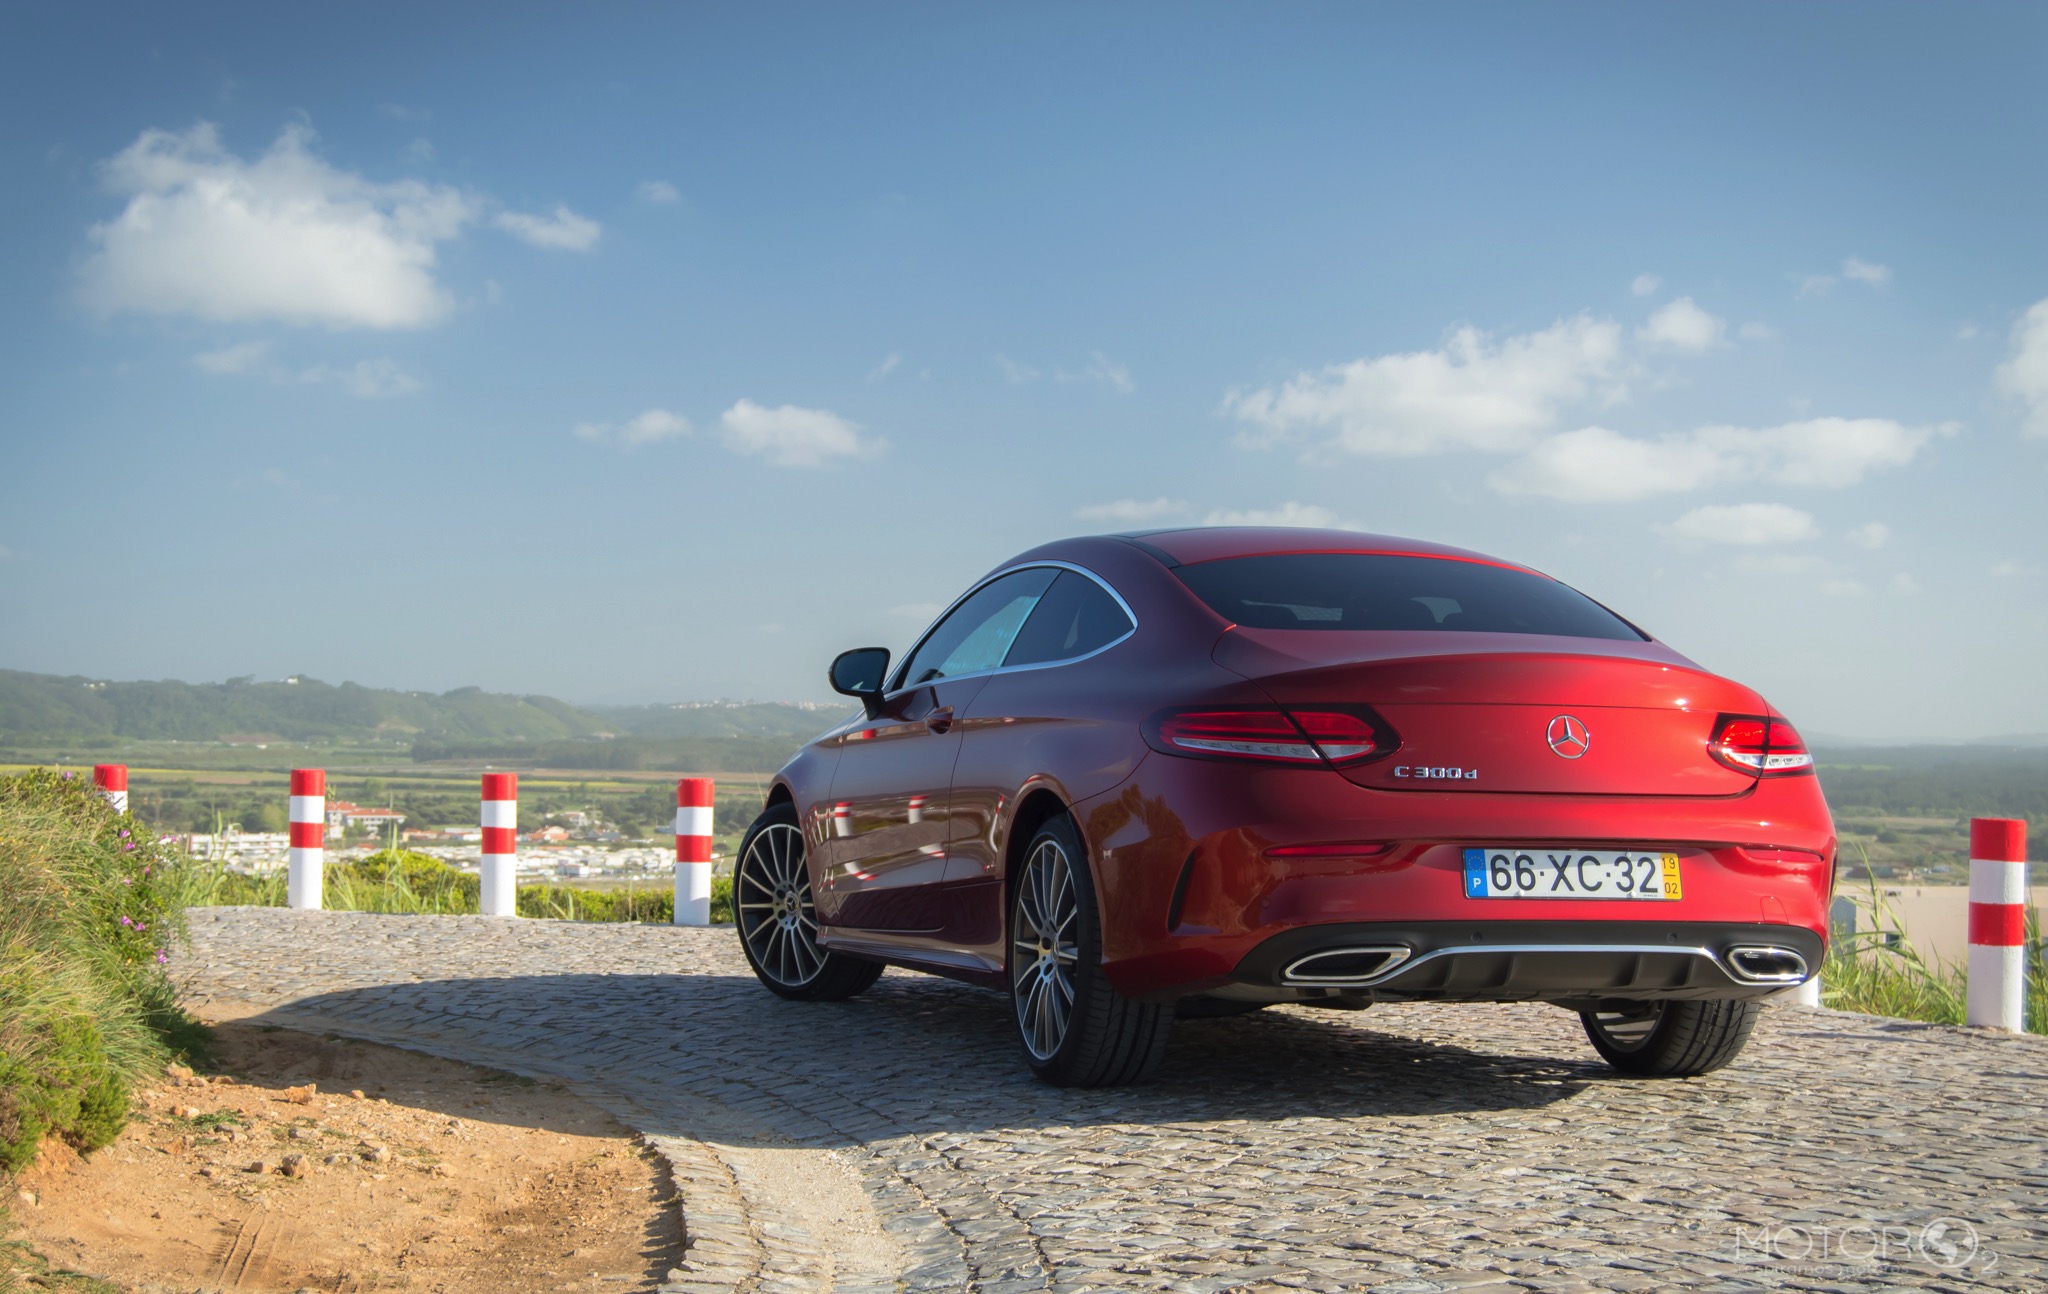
[1546,714,1590,759]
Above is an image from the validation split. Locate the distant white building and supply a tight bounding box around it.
[325,801,407,838]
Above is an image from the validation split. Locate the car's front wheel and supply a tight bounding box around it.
[1010,813,1172,1086]
[735,802,883,1001]
[1579,999,1761,1077]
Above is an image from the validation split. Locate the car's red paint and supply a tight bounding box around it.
[769,528,1837,1007]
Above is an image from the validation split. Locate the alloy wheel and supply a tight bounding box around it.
[737,822,824,987]
[1012,836,1081,1060]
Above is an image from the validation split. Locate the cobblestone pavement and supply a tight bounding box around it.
[176,908,2046,1294]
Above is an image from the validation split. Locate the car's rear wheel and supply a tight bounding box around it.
[1580,999,1761,1077]
[1010,813,1172,1086]
[735,802,883,1001]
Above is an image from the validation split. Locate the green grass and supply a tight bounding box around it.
[1819,864,2047,1032]
[175,848,734,924]
[0,767,203,1180]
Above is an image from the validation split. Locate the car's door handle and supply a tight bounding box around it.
[925,707,955,734]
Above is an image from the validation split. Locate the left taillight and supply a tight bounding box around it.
[1708,714,1815,776]
[1144,706,1397,767]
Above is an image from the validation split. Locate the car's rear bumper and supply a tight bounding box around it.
[1220,919,1822,1007]
[1084,756,1836,1000]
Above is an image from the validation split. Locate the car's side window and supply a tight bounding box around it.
[1004,570,1134,667]
[895,568,1059,689]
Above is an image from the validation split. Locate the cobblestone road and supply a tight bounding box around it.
[176,908,2046,1294]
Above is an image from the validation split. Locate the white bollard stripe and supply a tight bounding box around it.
[1970,858,2029,906]
[289,795,325,824]
[674,806,714,838]
[480,800,518,828]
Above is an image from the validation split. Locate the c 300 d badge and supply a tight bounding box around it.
[1546,714,1590,759]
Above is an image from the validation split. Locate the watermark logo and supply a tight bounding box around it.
[1733,1217,1995,1277]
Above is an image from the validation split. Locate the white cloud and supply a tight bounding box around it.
[1224,315,1625,457]
[1737,321,1779,343]
[1061,351,1134,394]
[192,340,272,374]
[574,407,692,448]
[1630,273,1661,297]
[1639,297,1727,352]
[867,352,902,382]
[1821,578,1867,597]
[637,180,681,204]
[1991,560,2031,577]
[494,205,601,252]
[296,357,420,399]
[79,122,478,329]
[1203,502,1340,528]
[1957,323,1982,342]
[1659,503,1819,547]
[995,354,1040,384]
[1888,573,1921,595]
[1996,299,2048,438]
[1075,497,1187,524]
[1842,257,1892,287]
[1486,426,1724,502]
[719,399,884,468]
[1846,522,1890,549]
[402,138,437,165]
[1797,274,1836,299]
[1490,417,1957,503]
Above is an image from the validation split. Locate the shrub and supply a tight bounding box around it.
[0,768,197,1176]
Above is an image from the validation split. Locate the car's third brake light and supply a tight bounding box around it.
[1708,715,1815,775]
[1146,707,1395,767]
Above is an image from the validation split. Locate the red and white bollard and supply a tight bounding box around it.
[1967,817,2030,1031]
[832,802,852,838]
[673,778,714,927]
[288,768,325,910]
[480,773,518,918]
[92,764,128,814]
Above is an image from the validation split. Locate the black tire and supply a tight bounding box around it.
[1174,996,1273,1020]
[1010,813,1173,1086]
[1580,999,1761,1077]
[734,802,883,1002]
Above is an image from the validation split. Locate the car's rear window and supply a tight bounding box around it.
[1175,553,1646,640]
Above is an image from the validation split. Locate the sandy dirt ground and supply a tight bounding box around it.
[7,1005,685,1293]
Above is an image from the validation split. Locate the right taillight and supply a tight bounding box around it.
[1144,706,1397,767]
[1709,714,1815,776]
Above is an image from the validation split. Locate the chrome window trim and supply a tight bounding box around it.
[885,560,1139,697]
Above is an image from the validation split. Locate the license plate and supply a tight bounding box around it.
[1463,847,1682,900]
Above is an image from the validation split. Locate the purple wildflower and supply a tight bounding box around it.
[155,950,169,965]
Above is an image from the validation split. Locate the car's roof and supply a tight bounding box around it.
[1108,526,1535,572]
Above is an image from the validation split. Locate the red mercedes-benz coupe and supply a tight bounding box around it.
[735,528,1835,1086]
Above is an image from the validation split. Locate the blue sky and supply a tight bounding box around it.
[3,3,2046,739]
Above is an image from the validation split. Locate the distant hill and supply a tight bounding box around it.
[0,669,844,770]
[1814,745,2048,823]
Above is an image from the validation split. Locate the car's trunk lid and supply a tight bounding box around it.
[1214,627,1762,796]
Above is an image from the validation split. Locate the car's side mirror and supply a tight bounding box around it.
[829,647,892,718]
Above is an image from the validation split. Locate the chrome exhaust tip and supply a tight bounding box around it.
[1726,945,1809,984]
[1280,945,1413,986]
